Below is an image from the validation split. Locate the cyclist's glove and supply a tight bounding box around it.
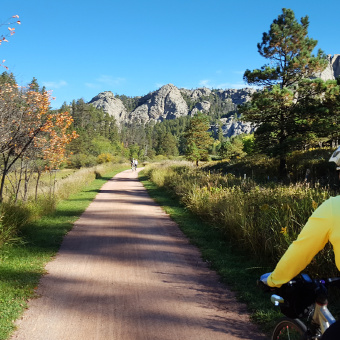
[258,272,273,292]
[260,272,272,285]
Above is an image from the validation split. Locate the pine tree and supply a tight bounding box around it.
[28,77,40,92]
[219,135,245,160]
[240,8,339,178]
[0,71,16,85]
[184,112,213,166]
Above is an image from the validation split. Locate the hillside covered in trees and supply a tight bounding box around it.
[56,83,260,166]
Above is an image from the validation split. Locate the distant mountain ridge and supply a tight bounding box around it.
[89,84,256,123]
[88,54,340,138]
[89,84,257,137]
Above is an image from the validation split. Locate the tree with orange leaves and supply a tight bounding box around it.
[0,82,78,202]
[0,15,21,69]
[35,111,79,170]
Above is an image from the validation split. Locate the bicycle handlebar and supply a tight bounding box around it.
[259,273,340,318]
[258,274,340,292]
[322,277,340,286]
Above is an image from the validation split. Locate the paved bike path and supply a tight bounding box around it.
[11,169,266,340]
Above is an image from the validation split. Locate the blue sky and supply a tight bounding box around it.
[1,0,339,109]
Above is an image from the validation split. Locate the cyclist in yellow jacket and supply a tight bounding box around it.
[261,147,340,339]
[262,196,340,287]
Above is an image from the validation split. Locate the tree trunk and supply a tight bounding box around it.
[0,172,6,203]
[35,170,42,201]
[0,154,10,203]
[279,156,288,181]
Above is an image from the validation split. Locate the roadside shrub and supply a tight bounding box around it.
[97,153,115,164]
[0,203,32,229]
[154,155,168,161]
[0,203,32,246]
[67,153,97,168]
[205,154,279,182]
[205,148,339,188]
[287,149,337,186]
[0,214,21,247]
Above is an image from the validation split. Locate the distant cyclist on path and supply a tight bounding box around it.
[131,158,138,171]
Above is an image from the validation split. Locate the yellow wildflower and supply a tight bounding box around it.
[312,200,318,210]
[260,204,269,211]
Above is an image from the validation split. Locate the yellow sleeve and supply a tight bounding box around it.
[267,199,332,287]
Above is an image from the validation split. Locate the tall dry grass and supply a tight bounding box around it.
[144,161,335,277]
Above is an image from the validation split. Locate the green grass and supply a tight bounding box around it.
[139,171,280,336]
[0,166,128,340]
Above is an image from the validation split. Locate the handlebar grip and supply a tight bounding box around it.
[325,277,340,287]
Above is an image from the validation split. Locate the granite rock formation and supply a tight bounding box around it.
[88,84,257,137]
[88,91,127,125]
[219,117,256,138]
[317,54,340,80]
[127,84,188,124]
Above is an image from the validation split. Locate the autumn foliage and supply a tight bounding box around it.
[0,82,78,202]
[35,107,79,170]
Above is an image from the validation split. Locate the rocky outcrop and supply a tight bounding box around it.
[219,117,256,138]
[191,100,211,115]
[214,88,256,105]
[332,55,340,79]
[127,84,188,124]
[179,87,255,108]
[88,91,127,125]
[317,54,340,80]
[181,87,212,100]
